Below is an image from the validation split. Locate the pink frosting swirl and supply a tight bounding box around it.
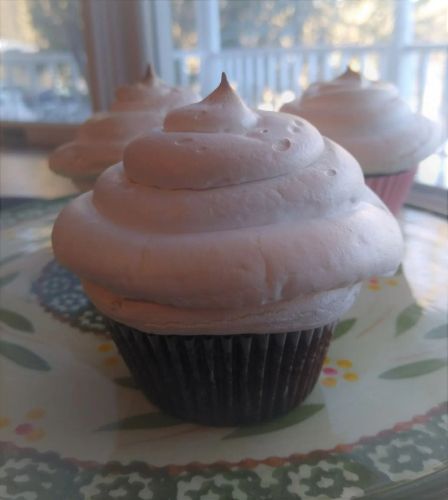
[49,65,198,188]
[111,65,198,113]
[281,67,444,174]
[53,74,403,334]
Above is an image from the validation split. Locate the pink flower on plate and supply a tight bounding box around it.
[0,408,47,443]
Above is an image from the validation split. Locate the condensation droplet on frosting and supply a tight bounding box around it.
[288,121,303,133]
[175,138,194,145]
[272,138,291,152]
[326,169,337,176]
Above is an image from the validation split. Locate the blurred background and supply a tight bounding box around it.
[0,0,446,197]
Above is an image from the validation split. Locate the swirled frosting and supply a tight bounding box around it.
[49,65,198,189]
[110,65,198,113]
[281,67,444,175]
[52,74,403,335]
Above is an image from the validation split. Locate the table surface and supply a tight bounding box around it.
[0,149,77,199]
[0,151,447,500]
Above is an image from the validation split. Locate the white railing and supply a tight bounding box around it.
[174,43,448,125]
[174,43,447,196]
[0,51,90,122]
[1,43,446,130]
[0,51,84,95]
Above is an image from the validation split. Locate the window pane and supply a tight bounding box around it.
[172,0,197,50]
[0,0,91,123]
[219,0,394,49]
[172,0,201,91]
[415,142,448,189]
[414,0,448,44]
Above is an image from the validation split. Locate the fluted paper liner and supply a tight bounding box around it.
[106,320,335,426]
[365,166,418,215]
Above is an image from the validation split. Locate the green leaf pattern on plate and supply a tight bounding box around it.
[224,404,324,439]
[0,272,19,287]
[0,253,24,267]
[96,412,183,431]
[0,339,50,371]
[0,308,34,333]
[333,318,357,340]
[114,376,139,390]
[425,325,447,340]
[395,264,404,276]
[395,303,423,336]
[379,359,447,379]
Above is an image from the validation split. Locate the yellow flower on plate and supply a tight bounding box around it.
[97,343,113,353]
[104,356,120,367]
[386,278,399,286]
[26,408,46,420]
[0,416,10,428]
[321,377,337,388]
[336,359,353,369]
[25,428,46,442]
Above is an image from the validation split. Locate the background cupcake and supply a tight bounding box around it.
[52,74,403,426]
[281,67,445,214]
[49,65,199,191]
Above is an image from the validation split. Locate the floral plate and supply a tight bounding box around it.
[0,199,447,500]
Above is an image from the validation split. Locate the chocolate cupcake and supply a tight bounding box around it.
[281,67,444,214]
[49,65,198,191]
[52,74,403,425]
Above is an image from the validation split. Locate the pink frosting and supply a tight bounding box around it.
[52,74,403,334]
[111,65,198,113]
[281,67,444,175]
[49,65,198,187]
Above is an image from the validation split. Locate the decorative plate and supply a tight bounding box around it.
[0,199,447,500]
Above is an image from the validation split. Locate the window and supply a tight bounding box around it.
[170,0,447,118]
[0,0,91,124]
[169,0,447,213]
[0,0,446,211]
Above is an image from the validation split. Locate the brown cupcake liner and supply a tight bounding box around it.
[106,320,335,426]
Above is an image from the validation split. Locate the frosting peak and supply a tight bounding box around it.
[141,64,156,85]
[112,64,163,105]
[124,78,325,190]
[164,73,258,133]
[111,64,198,113]
[337,66,363,82]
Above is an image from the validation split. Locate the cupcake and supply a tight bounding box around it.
[49,65,199,191]
[52,74,403,426]
[281,67,445,214]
